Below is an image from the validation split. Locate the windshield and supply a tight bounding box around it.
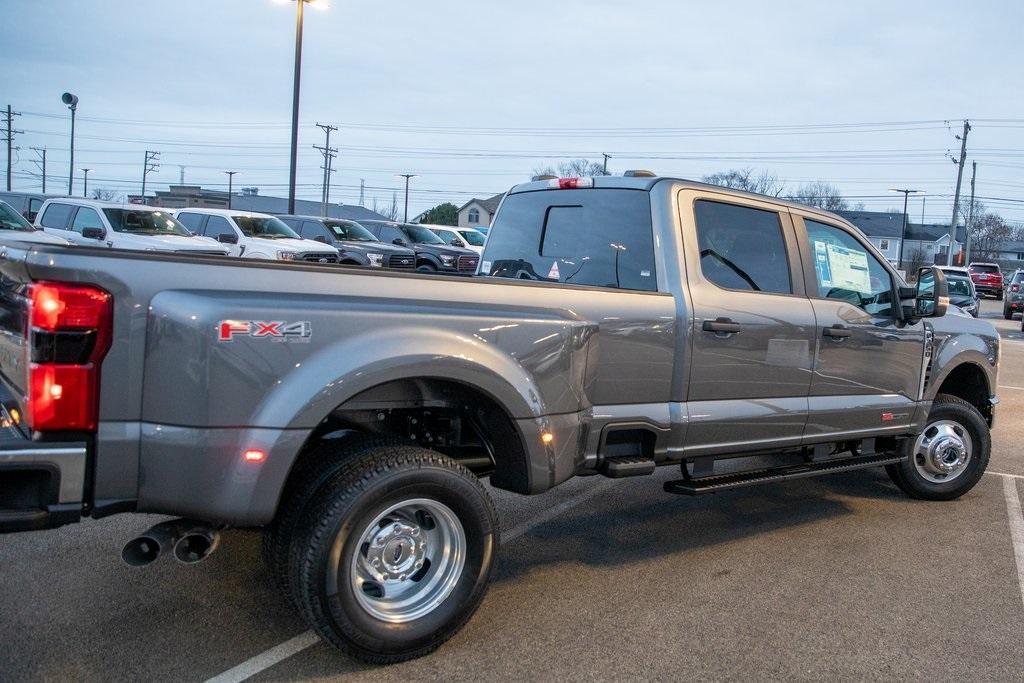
[970,264,1000,274]
[947,276,973,297]
[402,224,446,245]
[324,220,376,242]
[0,201,34,231]
[103,208,191,236]
[233,215,300,239]
[459,229,485,246]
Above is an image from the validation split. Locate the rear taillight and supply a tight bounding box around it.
[1013,284,1020,293]
[25,282,112,432]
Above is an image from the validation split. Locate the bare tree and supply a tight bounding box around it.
[969,211,1013,260]
[701,168,785,197]
[787,181,848,212]
[904,248,928,278]
[90,188,122,202]
[531,158,609,179]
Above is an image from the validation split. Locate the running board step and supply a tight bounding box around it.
[663,453,905,495]
[600,457,656,478]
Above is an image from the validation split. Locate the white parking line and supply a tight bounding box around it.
[998,385,1024,392]
[205,631,320,683]
[1001,477,1024,609]
[203,479,619,683]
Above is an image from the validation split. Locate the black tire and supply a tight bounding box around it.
[416,262,437,273]
[1005,308,1013,320]
[289,443,498,663]
[885,394,990,501]
[996,290,1003,301]
[261,434,403,601]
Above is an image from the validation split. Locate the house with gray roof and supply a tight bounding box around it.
[457,193,505,229]
[837,210,905,264]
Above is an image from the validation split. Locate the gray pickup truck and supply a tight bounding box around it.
[0,175,999,663]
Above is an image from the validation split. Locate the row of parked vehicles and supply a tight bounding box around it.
[0,193,485,275]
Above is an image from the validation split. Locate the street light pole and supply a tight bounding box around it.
[398,173,416,222]
[889,188,919,270]
[224,171,238,209]
[81,168,90,197]
[61,92,78,195]
[287,0,306,215]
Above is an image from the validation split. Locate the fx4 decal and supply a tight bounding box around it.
[218,320,312,342]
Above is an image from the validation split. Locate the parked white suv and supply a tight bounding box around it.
[426,225,486,255]
[174,208,339,263]
[35,199,228,255]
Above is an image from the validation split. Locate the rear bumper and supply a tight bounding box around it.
[0,438,86,533]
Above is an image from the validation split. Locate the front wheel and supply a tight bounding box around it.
[416,263,437,273]
[289,443,498,663]
[886,394,990,500]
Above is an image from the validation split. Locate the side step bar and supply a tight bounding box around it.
[600,457,656,478]
[664,453,905,496]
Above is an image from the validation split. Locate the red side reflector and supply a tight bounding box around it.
[243,449,267,463]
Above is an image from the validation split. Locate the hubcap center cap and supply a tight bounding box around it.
[369,522,424,579]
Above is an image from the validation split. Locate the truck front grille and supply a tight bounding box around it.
[457,254,479,273]
[301,253,339,264]
[387,254,415,270]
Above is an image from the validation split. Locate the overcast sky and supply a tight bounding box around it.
[2,0,1023,222]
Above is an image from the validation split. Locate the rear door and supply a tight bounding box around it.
[38,202,78,242]
[794,214,925,441]
[678,190,816,456]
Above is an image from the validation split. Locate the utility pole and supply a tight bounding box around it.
[946,119,970,266]
[3,105,22,192]
[141,150,160,201]
[602,153,611,175]
[179,165,186,184]
[921,195,926,224]
[359,179,365,207]
[81,168,91,197]
[29,147,46,193]
[398,174,416,222]
[224,171,238,209]
[314,123,338,217]
[890,188,919,270]
[964,161,977,265]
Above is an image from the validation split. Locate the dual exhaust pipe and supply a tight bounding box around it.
[122,519,221,567]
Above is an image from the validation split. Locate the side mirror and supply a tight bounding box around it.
[913,266,948,319]
[314,235,328,243]
[81,226,105,240]
[392,238,406,246]
[449,238,462,247]
[217,233,239,245]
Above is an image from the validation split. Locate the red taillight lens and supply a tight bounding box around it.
[553,177,594,189]
[28,365,99,431]
[25,282,112,432]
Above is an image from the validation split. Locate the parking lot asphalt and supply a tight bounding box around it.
[2,299,1023,682]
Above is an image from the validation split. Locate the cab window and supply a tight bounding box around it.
[694,200,791,294]
[70,207,104,234]
[805,219,894,317]
[39,203,74,230]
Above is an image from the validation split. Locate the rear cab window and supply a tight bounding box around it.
[482,188,657,291]
[693,200,792,295]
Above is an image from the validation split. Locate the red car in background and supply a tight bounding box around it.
[968,262,1004,299]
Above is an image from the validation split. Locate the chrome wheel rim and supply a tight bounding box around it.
[349,498,466,623]
[912,419,973,484]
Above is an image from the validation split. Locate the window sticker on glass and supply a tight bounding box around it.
[815,240,870,292]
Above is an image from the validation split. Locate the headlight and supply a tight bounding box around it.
[439,255,455,267]
[277,251,297,261]
[366,252,384,267]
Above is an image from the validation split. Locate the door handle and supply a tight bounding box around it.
[702,318,742,334]
[823,325,852,339]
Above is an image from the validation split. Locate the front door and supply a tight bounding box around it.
[679,191,816,457]
[795,215,926,441]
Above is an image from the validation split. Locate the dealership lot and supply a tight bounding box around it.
[2,299,1022,682]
